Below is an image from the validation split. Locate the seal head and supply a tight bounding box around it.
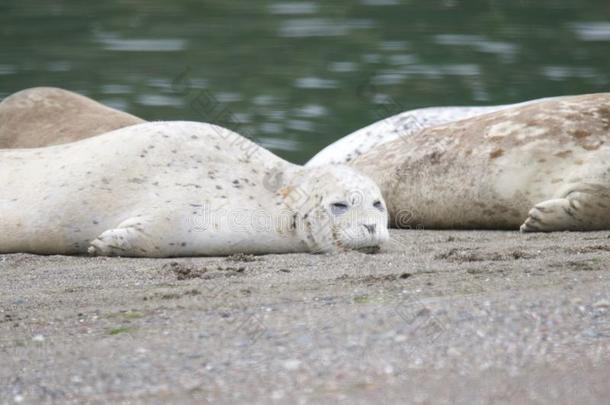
[284,165,389,253]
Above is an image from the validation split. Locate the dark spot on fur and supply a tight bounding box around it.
[581,143,602,151]
[489,148,504,159]
[596,106,610,119]
[573,130,590,139]
[554,150,572,158]
[427,150,443,164]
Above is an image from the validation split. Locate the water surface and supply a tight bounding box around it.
[1,0,609,162]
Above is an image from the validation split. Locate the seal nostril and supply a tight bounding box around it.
[364,224,376,234]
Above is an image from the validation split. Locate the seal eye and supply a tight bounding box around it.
[331,202,349,216]
[373,200,384,211]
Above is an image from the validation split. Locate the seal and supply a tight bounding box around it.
[307,98,550,167]
[0,87,144,148]
[348,93,610,231]
[0,121,388,256]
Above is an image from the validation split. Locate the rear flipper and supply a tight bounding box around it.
[88,215,167,257]
[520,187,610,232]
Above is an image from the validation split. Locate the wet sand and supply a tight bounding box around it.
[1,229,609,404]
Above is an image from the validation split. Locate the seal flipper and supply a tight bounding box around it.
[88,215,166,257]
[520,186,610,232]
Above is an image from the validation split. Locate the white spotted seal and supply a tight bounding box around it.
[0,87,143,148]
[307,98,550,167]
[348,93,610,232]
[0,121,388,256]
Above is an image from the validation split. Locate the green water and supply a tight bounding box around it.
[1,0,609,163]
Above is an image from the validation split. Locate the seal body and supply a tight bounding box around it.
[0,121,388,256]
[307,98,550,167]
[349,93,610,231]
[0,87,143,148]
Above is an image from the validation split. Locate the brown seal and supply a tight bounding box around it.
[0,87,144,148]
[350,93,610,231]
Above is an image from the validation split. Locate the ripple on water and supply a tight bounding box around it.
[286,119,315,132]
[434,34,519,59]
[146,78,176,90]
[268,2,319,15]
[101,84,133,94]
[380,41,410,51]
[260,122,283,134]
[257,137,301,152]
[541,66,599,81]
[371,72,406,85]
[328,61,357,73]
[46,61,71,72]
[252,95,278,106]
[294,77,338,89]
[571,22,610,41]
[264,110,286,120]
[363,54,382,63]
[96,31,186,52]
[136,94,184,107]
[294,104,327,118]
[387,54,418,66]
[373,64,481,82]
[0,65,17,75]
[231,112,251,124]
[216,92,243,103]
[360,0,400,5]
[101,98,129,111]
[278,18,374,37]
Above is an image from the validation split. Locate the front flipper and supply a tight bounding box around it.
[88,216,165,257]
[520,188,610,232]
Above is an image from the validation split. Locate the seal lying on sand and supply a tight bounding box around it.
[348,93,610,232]
[307,98,550,167]
[0,121,388,256]
[0,87,143,148]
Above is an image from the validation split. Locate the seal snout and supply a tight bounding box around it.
[363,223,377,235]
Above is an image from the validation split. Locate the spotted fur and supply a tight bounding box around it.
[0,121,388,256]
[349,93,610,231]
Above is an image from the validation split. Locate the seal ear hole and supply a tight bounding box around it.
[373,200,384,211]
[331,202,349,216]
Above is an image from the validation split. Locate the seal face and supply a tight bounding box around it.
[0,87,144,148]
[0,121,388,256]
[306,98,550,167]
[285,165,389,253]
[349,93,610,232]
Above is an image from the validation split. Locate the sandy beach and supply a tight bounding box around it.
[1,229,609,404]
